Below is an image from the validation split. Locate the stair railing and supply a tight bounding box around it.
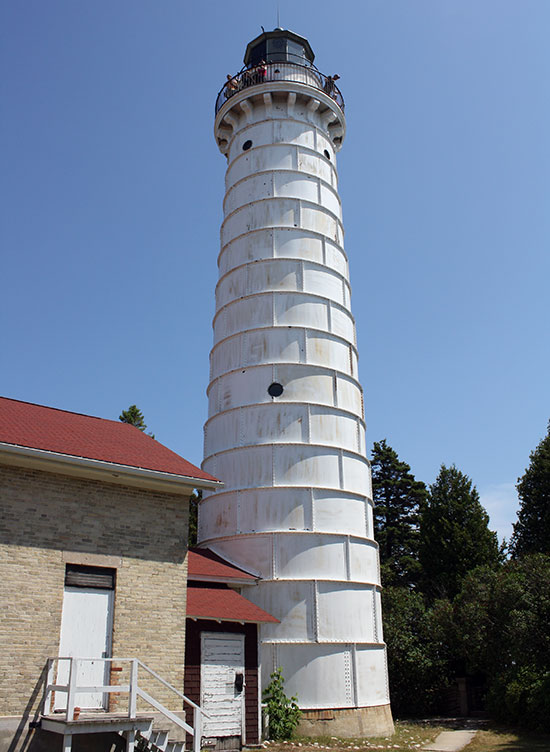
[44,657,208,752]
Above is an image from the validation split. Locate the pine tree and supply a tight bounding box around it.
[510,420,550,557]
[119,405,156,438]
[419,464,499,601]
[371,439,428,588]
[119,405,147,431]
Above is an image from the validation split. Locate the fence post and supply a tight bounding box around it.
[129,659,138,719]
[66,659,77,722]
[193,706,202,752]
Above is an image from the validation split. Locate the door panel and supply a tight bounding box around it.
[55,586,113,710]
[201,632,245,739]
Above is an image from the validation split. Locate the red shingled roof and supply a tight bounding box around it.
[186,586,279,623]
[188,548,256,581]
[0,396,217,482]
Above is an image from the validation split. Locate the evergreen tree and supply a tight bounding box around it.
[510,420,550,557]
[119,405,154,438]
[419,464,499,601]
[371,439,427,588]
[119,405,147,431]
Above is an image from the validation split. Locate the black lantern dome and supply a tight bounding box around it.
[244,28,315,68]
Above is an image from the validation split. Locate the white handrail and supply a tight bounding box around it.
[43,656,206,752]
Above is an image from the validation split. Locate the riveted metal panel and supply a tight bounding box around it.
[273,228,324,262]
[274,294,329,330]
[341,452,370,496]
[330,304,355,342]
[219,230,274,275]
[316,584,376,642]
[312,490,368,536]
[335,374,363,414]
[355,646,391,706]
[348,540,381,583]
[305,331,351,373]
[263,644,355,709]
[246,259,301,295]
[199,493,239,543]
[273,172,319,203]
[275,534,347,580]
[325,239,349,277]
[250,580,316,642]
[308,407,359,451]
[303,263,347,302]
[210,535,273,579]
[236,487,311,533]
[273,445,341,488]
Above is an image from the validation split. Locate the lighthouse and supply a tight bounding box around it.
[201,28,393,736]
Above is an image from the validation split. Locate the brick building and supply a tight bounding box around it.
[0,397,221,752]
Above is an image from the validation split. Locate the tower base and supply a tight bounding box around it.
[297,705,394,738]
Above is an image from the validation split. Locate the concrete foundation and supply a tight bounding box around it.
[297,705,394,738]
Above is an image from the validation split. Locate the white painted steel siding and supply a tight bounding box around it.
[204,75,389,711]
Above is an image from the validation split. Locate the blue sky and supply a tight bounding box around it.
[2,1,548,542]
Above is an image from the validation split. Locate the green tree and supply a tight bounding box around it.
[510,420,550,557]
[119,405,147,431]
[419,464,499,601]
[371,440,428,588]
[451,555,550,730]
[119,405,155,438]
[382,586,451,716]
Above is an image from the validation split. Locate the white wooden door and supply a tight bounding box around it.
[201,633,245,739]
[55,586,114,710]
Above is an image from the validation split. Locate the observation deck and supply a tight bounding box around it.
[215,58,344,115]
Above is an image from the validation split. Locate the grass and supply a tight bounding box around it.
[258,721,550,752]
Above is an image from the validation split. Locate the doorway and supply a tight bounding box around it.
[55,565,115,711]
[201,632,245,742]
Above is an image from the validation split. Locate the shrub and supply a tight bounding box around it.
[262,668,301,740]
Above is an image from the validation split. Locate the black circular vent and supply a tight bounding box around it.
[268,382,284,397]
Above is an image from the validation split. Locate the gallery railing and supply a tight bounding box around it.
[215,60,344,114]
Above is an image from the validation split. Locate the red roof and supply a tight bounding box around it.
[0,397,218,482]
[188,548,257,581]
[186,586,278,623]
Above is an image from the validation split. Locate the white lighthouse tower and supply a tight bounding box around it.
[200,28,393,736]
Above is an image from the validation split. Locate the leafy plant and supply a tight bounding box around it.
[262,668,301,740]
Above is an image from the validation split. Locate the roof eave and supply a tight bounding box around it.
[186,614,279,624]
[0,442,223,495]
[188,574,258,585]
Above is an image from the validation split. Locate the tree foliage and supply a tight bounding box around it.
[119,405,147,431]
[262,668,301,740]
[510,420,550,557]
[419,464,500,601]
[371,440,427,588]
[451,555,550,730]
[382,586,451,716]
[119,404,155,438]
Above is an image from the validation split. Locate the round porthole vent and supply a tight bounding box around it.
[243,140,253,151]
[268,382,284,397]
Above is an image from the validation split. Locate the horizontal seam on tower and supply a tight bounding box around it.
[211,289,356,329]
[221,195,345,233]
[209,324,360,357]
[218,227,349,267]
[203,401,366,430]
[206,362,364,395]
